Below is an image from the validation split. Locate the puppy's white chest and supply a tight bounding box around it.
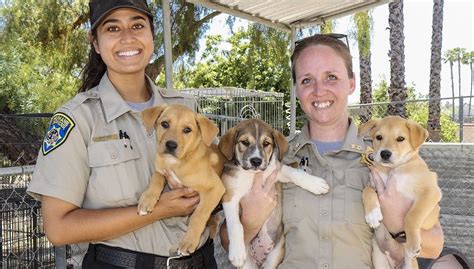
[376,170,416,201]
[395,173,416,200]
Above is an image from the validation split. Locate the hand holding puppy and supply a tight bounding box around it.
[371,169,413,232]
[240,169,279,243]
[155,188,200,219]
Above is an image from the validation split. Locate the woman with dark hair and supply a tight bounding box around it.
[27,1,217,268]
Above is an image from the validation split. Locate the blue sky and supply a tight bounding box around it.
[201,0,473,104]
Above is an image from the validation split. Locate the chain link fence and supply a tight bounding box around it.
[0,166,54,268]
[295,96,474,142]
[1,144,472,267]
[419,144,474,264]
[1,96,473,267]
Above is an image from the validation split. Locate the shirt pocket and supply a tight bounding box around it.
[282,183,306,224]
[344,169,369,225]
[87,140,141,206]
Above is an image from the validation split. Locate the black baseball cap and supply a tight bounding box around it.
[89,0,153,30]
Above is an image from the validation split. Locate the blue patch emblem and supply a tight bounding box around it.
[42,113,75,155]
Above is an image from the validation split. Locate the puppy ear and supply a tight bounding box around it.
[141,105,167,132]
[358,119,380,138]
[218,126,237,160]
[406,120,428,150]
[273,129,289,161]
[196,114,218,146]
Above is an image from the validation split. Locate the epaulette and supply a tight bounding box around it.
[63,90,100,111]
[286,132,298,142]
[158,88,195,99]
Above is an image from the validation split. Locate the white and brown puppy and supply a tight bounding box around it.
[359,116,442,269]
[219,119,329,269]
[139,104,225,255]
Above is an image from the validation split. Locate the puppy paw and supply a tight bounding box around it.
[365,207,383,228]
[305,178,330,195]
[403,249,419,269]
[178,232,200,256]
[137,191,159,215]
[228,240,247,268]
[405,244,421,259]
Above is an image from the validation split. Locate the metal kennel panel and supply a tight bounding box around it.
[182,87,285,135]
[1,167,55,268]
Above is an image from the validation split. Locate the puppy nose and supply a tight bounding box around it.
[165,140,178,151]
[381,150,392,160]
[250,157,262,167]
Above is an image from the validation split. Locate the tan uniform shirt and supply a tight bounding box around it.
[27,73,209,256]
[280,119,373,269]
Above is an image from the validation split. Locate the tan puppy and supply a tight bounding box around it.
[219,119,329,269]
[139,104,225,255]
[358,116,442,269]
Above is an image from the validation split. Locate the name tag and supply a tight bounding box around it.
[92,134,119,142]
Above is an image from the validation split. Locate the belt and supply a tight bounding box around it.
[90,239,213,269]
[390,231,407,243]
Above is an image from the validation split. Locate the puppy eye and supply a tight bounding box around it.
[241,140,250,147]
[397,136,405,142]
[183,127,192,134]
[375,135,382,141]
[161,121,169,128]
[262,141,271,147]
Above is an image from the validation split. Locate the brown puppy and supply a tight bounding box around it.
[139,104,225,255]
[219,119,329,268]
[359,116,442,269]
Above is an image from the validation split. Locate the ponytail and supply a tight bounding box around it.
[78,31,107,92]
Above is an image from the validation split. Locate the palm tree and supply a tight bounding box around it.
[444,48,467,120]
[427,0,444,142]
[388,0,407,117]
[354,11,373,123]
[444,49,457,119]
[467,51,474,119]
[455,48,467,99]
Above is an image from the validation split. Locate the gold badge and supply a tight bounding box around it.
[360,146,375,166]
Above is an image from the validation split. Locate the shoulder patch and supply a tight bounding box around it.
[286,132,298,142]
[42,112,76,155]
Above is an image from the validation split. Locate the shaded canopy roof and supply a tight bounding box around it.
[174,0,391,134]
[186,0,390,32]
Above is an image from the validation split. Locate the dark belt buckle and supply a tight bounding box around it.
[166,254,183,269]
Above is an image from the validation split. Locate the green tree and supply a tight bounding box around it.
[0,0,221,114]
[171,24,291,95]
[145,0,221,79]
[427,0,444,142]
[320,21,334,34]
[372,80,457,141]
[0,0,89,113]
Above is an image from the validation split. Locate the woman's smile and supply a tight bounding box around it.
[312,100,333,109]
[117,49,141,57]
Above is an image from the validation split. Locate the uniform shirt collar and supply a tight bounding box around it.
[289,118,367,155]
[340,118,367,154]
[97,73,164,123]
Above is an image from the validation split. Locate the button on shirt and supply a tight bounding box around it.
[27,73,207,256]
[280,119,373,269]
